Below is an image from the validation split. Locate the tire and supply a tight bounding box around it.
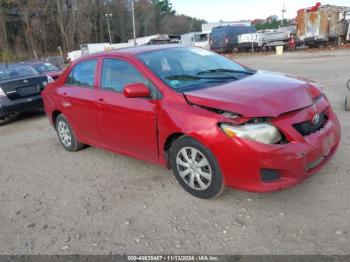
[0,114,16,126]
[170,136,224,199]
[55,114,84,152]
[345,96,350,111]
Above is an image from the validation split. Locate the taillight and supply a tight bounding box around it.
[0,87,6,97]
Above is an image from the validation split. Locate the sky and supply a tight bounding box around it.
[171,0,350,22]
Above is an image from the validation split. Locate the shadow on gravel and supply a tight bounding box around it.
[0,109,46,126]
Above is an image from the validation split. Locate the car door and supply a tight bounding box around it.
[59,59,100,143]
[95,57,159,162]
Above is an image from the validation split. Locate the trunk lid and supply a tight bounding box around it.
[0,76,48,100]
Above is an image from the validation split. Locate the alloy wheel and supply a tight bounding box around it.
[57,120,72,147]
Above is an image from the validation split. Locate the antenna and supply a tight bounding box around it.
[281,3,286,26]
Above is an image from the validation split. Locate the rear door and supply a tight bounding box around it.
[95,57,159,162]
[58,59,100,143]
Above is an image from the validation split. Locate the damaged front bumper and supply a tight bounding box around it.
[209,98,341,193]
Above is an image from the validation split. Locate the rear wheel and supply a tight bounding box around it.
[170,136,224,199]
[55,114,84,152]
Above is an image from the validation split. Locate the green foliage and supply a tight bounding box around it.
[255,19,288,30]
[151,0,175,17]
[0,0,206,57]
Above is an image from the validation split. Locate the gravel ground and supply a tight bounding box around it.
[0,49,349,255]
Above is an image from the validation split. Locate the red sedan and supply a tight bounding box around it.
[42,45,341,199]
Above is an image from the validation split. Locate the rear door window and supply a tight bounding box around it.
[66,59,97,88]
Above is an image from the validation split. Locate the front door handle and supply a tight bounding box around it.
[97,98,106,104]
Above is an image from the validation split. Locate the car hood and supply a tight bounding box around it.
[184,71,317,118]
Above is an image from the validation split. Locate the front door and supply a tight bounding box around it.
[95,58,159,162]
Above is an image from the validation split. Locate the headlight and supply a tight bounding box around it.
[220,123,282,144]
[0,87,6,97]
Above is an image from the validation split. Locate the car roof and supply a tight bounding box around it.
[81,44,185,60]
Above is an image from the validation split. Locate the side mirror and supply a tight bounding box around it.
[123,83,151,98]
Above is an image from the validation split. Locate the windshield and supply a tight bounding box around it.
[138,47,254,92]
[0,64,39,81]
[31,63,59,73]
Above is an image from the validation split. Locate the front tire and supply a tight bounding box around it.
[55,114,84,152]
[170,136,224,199]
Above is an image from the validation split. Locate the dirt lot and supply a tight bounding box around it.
[0,49,349,255]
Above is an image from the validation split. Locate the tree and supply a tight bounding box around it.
[151,0,175,32]
[0,0,206,62]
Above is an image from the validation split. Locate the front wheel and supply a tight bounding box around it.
[170,136,224,199]
[55,114,84,152]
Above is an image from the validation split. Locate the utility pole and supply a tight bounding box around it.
[131,0,137,46]
[281,3,286,27]
[105,13,113,44]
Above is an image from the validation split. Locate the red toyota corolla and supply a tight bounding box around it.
[42,45,341,199]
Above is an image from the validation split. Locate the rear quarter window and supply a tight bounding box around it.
[66,59,97,88]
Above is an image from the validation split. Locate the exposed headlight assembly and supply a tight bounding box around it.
[220,123,282,144]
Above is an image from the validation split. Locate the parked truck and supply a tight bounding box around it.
[297,2,350,47]
[238,26,297,52]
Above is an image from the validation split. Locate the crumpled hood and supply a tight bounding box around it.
[184,71,318,118]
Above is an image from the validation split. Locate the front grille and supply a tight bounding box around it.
[293,111,328,136]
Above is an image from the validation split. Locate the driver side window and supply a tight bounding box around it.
[100,59,146,93]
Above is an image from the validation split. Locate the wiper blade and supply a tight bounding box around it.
[165,74,239,80]
[197,69,255,75]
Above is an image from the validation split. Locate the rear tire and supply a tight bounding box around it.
[55,114,84,152]
[0,114,16,126]
[170,136,224,199]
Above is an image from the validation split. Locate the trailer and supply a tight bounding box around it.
[67,50,82,62]
[181,32,210,49]
[297,3,350,46]
[80,43,112,56]
[127,34,171,46]
[238,33,264,51]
